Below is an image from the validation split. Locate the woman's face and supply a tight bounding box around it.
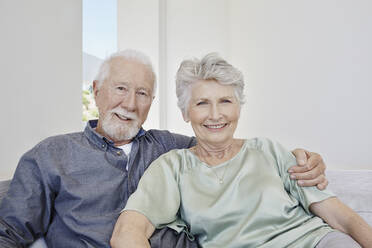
[185,79,241,147]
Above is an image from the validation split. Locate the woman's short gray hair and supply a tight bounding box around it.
[176,53,245,116]
[94,49,157,96]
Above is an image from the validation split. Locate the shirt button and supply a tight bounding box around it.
[102,144,106,148]
[116,151,121,155]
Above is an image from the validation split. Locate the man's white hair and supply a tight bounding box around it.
[94,49,157,96]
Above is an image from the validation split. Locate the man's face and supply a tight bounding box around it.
[94,58,154,145]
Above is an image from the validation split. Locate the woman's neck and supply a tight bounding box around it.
[192,139,243,166]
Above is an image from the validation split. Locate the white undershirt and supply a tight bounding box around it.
[118,142,132,171]
[94,128,133,170]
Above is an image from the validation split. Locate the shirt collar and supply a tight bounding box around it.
[84,119,145,149]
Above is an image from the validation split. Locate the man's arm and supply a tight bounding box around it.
[169,132,196,150]
[289,149,328,190]
[310,197,372,247]
[0,151,52,247]
[110,211,155,248]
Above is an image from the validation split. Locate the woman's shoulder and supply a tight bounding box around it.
[244,137,295,166]
[157,147,189,158]
[244,137,277,151]
[243,137,292,158]
[149,148,190,172]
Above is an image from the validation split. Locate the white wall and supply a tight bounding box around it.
[230,0,372,170]
[0,0,82,179]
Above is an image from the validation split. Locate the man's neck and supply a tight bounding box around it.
[114,139,133,146]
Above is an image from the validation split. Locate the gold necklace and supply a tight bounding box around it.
[192,141,235,184]
[210,164,229,184]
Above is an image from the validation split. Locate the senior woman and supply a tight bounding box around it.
[110,54,372,248]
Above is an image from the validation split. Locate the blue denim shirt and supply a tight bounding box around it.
[0,120,196,247]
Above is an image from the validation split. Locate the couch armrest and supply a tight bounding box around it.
[327,169,372,226]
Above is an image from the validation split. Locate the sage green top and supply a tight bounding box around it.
[125,138,334,248]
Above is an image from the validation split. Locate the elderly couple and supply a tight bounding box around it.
[0,50,370,248]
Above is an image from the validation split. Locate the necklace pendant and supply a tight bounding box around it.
[219,179,224,184]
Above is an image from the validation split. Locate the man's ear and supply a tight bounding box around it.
[182,111,189,122]
[93,80,99,98]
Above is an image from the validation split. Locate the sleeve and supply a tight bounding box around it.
[262,138,335,214]
[0,149,53,247]
[148,129,196,151]
[124,152,181,229]
[168,132,196,150]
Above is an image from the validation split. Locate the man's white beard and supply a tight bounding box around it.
[101,108,140,142]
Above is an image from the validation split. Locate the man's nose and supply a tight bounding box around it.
[121,91,136,112]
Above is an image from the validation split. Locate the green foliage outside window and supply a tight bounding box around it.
[82,83,99,121]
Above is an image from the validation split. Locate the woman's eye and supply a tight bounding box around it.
[221,99,232,103]
[117,86,125,91]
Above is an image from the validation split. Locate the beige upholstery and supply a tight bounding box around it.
[327,170,372,226]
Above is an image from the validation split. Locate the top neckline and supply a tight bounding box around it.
[185,139,248,168]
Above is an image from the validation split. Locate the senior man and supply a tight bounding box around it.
[0,50,327,248]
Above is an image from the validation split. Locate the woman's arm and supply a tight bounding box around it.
[110,151,183,248]
[110,210,155,248]
[310,197,372,247]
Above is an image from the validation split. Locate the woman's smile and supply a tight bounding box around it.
[202,123,229,133]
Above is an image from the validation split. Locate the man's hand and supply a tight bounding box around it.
[289,149,328,190]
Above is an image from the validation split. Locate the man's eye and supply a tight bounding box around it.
[196,101,207,106]
[137,91,148,96]
[221,99,232,103]
[117,86,126,91]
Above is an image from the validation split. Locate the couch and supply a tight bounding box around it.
[0,169,371,247]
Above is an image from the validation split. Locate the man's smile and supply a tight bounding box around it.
[114,112,133,121]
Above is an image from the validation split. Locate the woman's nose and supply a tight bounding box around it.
[209,105,221,120]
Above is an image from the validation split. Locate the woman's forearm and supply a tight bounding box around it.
[110,210,155,248]
[345,211,372,248]
[310,197,372,247]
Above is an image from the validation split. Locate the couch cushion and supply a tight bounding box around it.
[29,238,48,248]
[327,169,372,226]
[0,179,11,203]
